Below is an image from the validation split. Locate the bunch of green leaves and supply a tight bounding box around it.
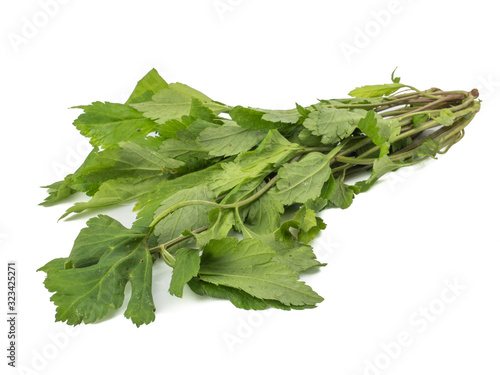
[39,69,481,326]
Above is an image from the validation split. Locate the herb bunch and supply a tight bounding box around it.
[39,69,481,326]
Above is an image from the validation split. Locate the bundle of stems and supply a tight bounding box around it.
[150,87,481,256]
[330,88,479,178]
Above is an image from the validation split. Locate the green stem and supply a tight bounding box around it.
[150,225,210,257]
[234,208,253,239]
[330,97,479,176]
[302,146,336,153]
[394,104,475,142]
[221,175,279,209]
[395,94,464,118]
[396,109,440,121]
[150,172,280,231]
[160,248,176,267]
[403,85,441,100]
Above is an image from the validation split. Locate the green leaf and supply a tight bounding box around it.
[275,206,326,246]
[40,147,100,205]
[186,119,220,138]
[238,223,323,273]
[123,250,156,327]
[188,277,310,311]
[294,206,326,244]
[199,238,323,306]
[229,106,288,130]
[348,83,405,98]
[434,108,455,126]
[39,215,155,326]
[295,103,311,118]
[227,179,284,235]
[153,185,216,244]
[126,68,169,104]
[193,179,270,246]
[196,122,266,157]
[158,137,209,161]
[329,177,359,209]
[156,99,219,139]
[236,129,300,168]
[355,155,399,192]
[303,107,367,145]
[38,258,68,274]
[156,119,188,139]
[41,178,75,205]
[271,241,324,273]
[188,278,268,310]
[272,152,333,205]
[297,128,323,147]
[244,190,284,235]
[73,102,157,149]
[193,208,235,247]
[134,164,225,227]
[413,139,440,160]
[391,68,401,83]
[204,130,301,196]
[260,108,301,124]
[169,248,201,297]
[131,85,227,124]
[357,110,400,157]
[67,137,168,196]
[412,113,429,127]
[189,98,219,122]
[220,177,263,206]
[83,140,185,182]
[60,176,165,220]
[65,215,147,268]
[198,238,323,307]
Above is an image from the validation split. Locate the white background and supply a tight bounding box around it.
[1,1,499,374]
